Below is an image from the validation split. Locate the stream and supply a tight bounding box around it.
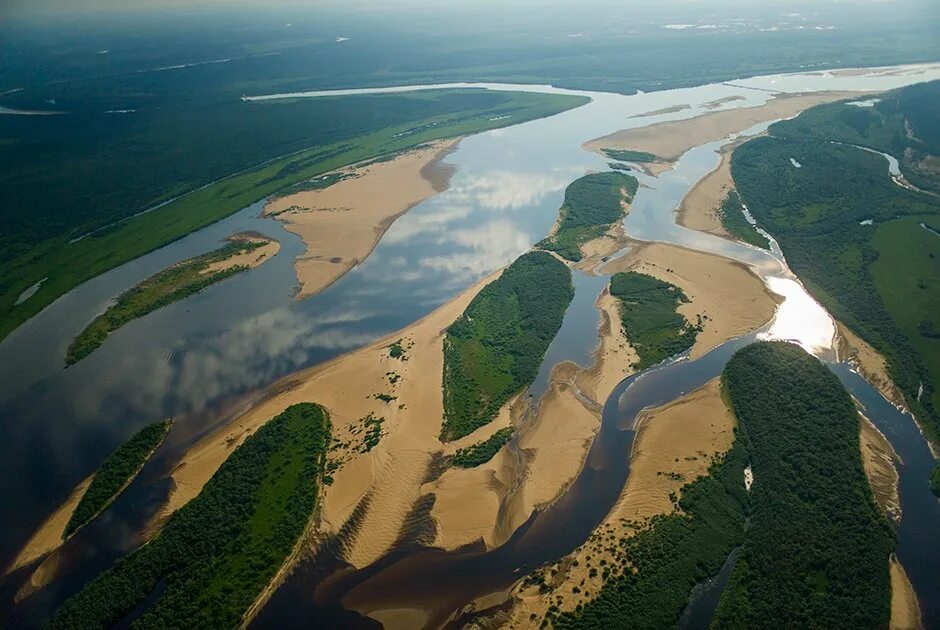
[2,65,940,627]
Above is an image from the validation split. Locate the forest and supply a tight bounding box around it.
[441,251,573,441]
[602,149,660,164]
[63,420,172,538]
[0,88,586,345]
[538,172,638,261]
[713,342,893,628]
[717,190,770,250]
[66,237,269,365]
[47,403,330,629]
[551,437,748,629]
[732,100,940,449]
[452,427,514,468]
[609,271,701,370]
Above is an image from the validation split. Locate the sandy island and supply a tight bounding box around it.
[264,140,458,300]
[584,90,865,163]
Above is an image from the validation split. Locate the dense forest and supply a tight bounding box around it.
[442,251,573,441]
[66,237,269,364]
[609,271,701,370]
[0,89,586,345]
[713,342,893,628]
[63,420,172,538]
[47,403,330,629]
[769,80,940,193]
[551,439,749,629]
[732,95,940,451]
[452,427,514,468]
[602,149,660,164]
[538,172,638,261]
[717,190,770,250]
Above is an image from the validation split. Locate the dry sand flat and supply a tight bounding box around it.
[859,414,901,522]
[676,141,738,237]
[604,241,779,360]
[154,270,501,571]
[890,555,924,630]
[264,140,458,299]
[508,378,735,622]
[584,90,864,162]
[200,233,280,275]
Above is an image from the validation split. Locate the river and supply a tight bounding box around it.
[2,64,939,627]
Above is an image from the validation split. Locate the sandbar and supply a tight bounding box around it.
[264,140,458,299]
[676,141,738,237]
[889,555,923,630]
[201,232,280,275]
[584,91,865,162]
[859,413,901,522]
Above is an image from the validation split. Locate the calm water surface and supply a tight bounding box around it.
[2,64,939,626]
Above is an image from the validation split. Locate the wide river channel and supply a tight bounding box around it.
[2,64,939,627]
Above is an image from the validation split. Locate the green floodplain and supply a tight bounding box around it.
[716,190,771,250]
[548,342,893,630]
[733,80,940,449]
[441,251,574,441]
[63,420,172,539]
[48,403,330,629]
[609,271,701,370]
[1,89,587,344]
[66,236,271,365]
[538,171,638,261]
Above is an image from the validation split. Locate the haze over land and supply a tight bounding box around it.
[0,1,939,628]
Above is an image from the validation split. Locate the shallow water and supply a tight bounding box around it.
[2,64,939,625]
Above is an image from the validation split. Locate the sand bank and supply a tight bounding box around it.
[5,476,92,575]
[584,91,864,162]
[508,378,735,622]
[605,241,779,359]
[155,270,500,571]
[676,142,737,237]
[264,140,458,299]
[890,555,923,630]
[859,413,901,522]
[837,322,906,410]
[200,233,280,276]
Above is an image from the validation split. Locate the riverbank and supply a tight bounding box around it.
[264,140,458,299]
[676,141,738,237]
[508,377,735,623]
[604,242,779,359]
[583,90,865,164]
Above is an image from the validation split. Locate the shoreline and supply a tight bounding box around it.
[263,139,460,300]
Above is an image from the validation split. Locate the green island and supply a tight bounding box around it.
[550,442,748,630]
[65,236,273,365]
[537,172,639,261]
[452,427,514,468]
[732,80,940,445]
[717,190,771,249]
[601,148,660,164]
[1,89,588,344]
[609,271,701,370]
[713,341,893,628]
[63,420,172,539]
[442,251,574,441]
[48,403,330,629]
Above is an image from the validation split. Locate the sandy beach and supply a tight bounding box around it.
[584,91,863,162]
[676,141,738,237]
[837,322,907,410]
[201,232,280,275]
[890,555,923,630]
[859,413,901,522]
[508,377,736,622]
[264,140,458,299]
[604,241,780,359]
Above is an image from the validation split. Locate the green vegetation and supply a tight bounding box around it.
[538,172,638,261]
[387,338,409,359]
[717,190,770,249]
[65,237,269,365]
[452,427,514,468]
[551,441,749,629]
[361,413,385,453]
[601,149,660,164]
[1,90,587,345]
[713,342,893,628]
[769,80,940,193]
[931,464,940,497]
[442,251,573,441]
[48,403,330,629]
[732,84,940,442]
[609,271,701,370]
[63,420,172,539]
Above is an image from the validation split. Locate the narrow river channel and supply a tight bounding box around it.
[2,64,939,627]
